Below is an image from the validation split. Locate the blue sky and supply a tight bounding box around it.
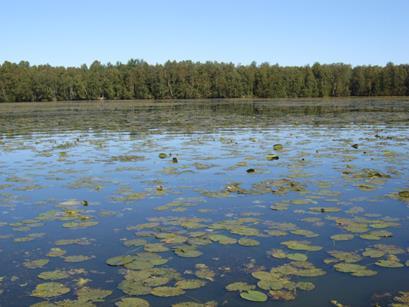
[1,0,408,67]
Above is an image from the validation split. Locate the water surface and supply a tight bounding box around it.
[0,98,408,307]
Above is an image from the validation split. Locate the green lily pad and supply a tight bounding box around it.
[240,290,268,302]
[269,289,296,301]
[296,281,315,291]
[273,144,283,151]
[24,259,49,269]
[115,297,150,307]
[171,302,217,307]
[209,234,237,245]
[174,246,202,258]
[334,262,377,277]
[64,255,92,263]
[38,270,70,280]
[76,287,112,302]
[287,253,308,261]
[175,279,206,289]
[31,282,70,298]
[144,243,170,253]
[266,154,279,161]
[330,234,354,241]
[238,238,260,246]
[118,280,152,296]
[281,240,322,251]
[150,286,185,297]
[225,282,255,292]
[106,255,135,266]
[375,255,404,268]
[47,248,66,257]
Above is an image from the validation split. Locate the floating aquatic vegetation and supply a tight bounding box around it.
[240,290,268,302]
[362,244,405,259]
[330,234,354,241]
[172,301,217,307]
[209,234,237,245]
[110,155,145,162]
[38,270,70,280]
[68,176,106,191]
[64,255,93,263]
[31,282,70,298]
[122,238,147,247]
[360,230,393,240]
[175,279,206,290]
[238,238,260,246]
[195,264,215,281]
[309,207,341,213]
[14,233,45,243]
[113,191,146,202]
[106,255,135,266]
[174,246,202,258]
[333,263,377,277]
[118,267,180,296]
[266,154,279,161]
[124,253,168,270]
[390,190,409,203]
[225,282,255,292]
[252,179,306,195]
[75,287,112,303]
[271,249,308,262]
[55,238,92,246]
[327,250,362,263]
[281,240,322,252]
[273,144,284,151]
[266,229,288,237]
[159,153,168,159]
[156,233,187,244]
[269,289,296,301]
[391,290,409,306]
[296,281,315,291]
[193,162,214,170]
[47,248,66,257]
[144,243,169,253]
[375,255,404,268]
[2,101,409,306]
[62,221,98,229]
[115,298,150,307]
[24,259,49,269]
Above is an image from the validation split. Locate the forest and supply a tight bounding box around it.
[0,60,408,102]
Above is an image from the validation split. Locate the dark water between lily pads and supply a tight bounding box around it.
[0,98,409,307]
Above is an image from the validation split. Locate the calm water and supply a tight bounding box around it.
[0,99,408,307]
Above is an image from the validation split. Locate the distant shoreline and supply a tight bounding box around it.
[1,96,409,106]
[1,61,409,103]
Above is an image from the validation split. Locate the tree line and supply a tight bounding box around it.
[0,60,408,102]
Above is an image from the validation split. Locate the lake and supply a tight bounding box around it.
[0,98,408,307]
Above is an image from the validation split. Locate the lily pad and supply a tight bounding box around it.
[225,282,255,292]
[31,282,70,298]
[281,240,322,251]
[238,238,260,246]
[24,259,49,269]
[115,297,150,307]
[38,270,70,280]
[150,286,185,297]
[106,255,135,266]
[176,279,206,290]
[240,290,268,302]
